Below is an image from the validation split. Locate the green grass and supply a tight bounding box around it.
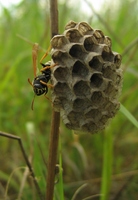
[0,0,138,199]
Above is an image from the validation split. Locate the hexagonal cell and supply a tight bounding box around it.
[104,36,112,47]
[85,108,101,122]
[53,66,70,82]
[73,98,91,112]
[80,120,98,133]
[84,52,100,66]
[113,53,122,68]
[73,81,91,97]
[102,64,116,79]
[102,46,114,62]
[90,73,103,88]
[54,82,72,98]
[61,111,78,130]
[103,82,118,97]
[69,44,87,59]
[103,101,119,114]
[77,22,93,35]
[65,20,77,30]
[115,73,122,86]
[91,91,105,106]
[51,50,70,64]
[52,95,62,111]
[100,115,108,125]
[84,36,100,52]
[60,98,73,112]
[93,29,105,43]
[67,110,82,122]
[72,60,89,78]
[65,29,82,42]
[89,56,103,71]
[51,35,69,49]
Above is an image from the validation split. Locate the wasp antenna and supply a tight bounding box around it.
[17,34,46,52]
[16,34,34,46]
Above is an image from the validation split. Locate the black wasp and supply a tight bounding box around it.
[28,43,56,110]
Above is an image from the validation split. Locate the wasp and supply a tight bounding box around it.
[28,43,57,110]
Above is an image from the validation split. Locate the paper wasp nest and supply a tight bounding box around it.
[50,21,122,133]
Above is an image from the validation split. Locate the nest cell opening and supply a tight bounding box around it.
[93,30,105,44]
[54,82,71,98]
[102,64,116,79]
[51,35,69,49]
[85,108,101,121]
[102,48,114,62]
[69,44,87,59]
[53,67,70,82]
[68,110,82,122]
[91,91,105,106]
[114,53,122,68]
[89,56,103,71]
[73,80,91,97]
[73,98,91,112]
[72,60,89,78]
[77,22,93,35]
[84,36,99,52]
[65,29,82,42]
[104,36,112,47]
[90,73,103,88]
[52,50,70,65]
[65,21,78,30]
[103,82,118,97]
[80,120,98,133]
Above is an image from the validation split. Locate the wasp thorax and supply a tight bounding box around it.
[51,21,123,133]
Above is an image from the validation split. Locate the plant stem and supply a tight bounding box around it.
[46,111,60,200]
[50,0,58,37]
[46,1,59,199]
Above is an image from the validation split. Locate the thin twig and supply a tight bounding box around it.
[45,1,60,199]
[46,111,60,199]
[0,131,44,200]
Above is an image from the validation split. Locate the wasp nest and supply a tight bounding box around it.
[50,21,122,133]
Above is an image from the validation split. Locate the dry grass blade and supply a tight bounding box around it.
[71,183,88,200]
[0,131,44,200]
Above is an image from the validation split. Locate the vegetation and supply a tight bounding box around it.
[0,0,138,199]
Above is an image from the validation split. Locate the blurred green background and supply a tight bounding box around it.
[0,0,138,199]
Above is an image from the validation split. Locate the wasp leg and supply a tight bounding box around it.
[39,45,51,63]
[28,78,33,87]
[40,80,54,88]
[40,63,57,72]
[31,94,36,110]
[44,95,53,104]
[32,43,39,77]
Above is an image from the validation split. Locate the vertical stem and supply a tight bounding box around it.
[46,0,59,199]
[50,0,58,37]
[100,130,113,200]
[46,111,60,200]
